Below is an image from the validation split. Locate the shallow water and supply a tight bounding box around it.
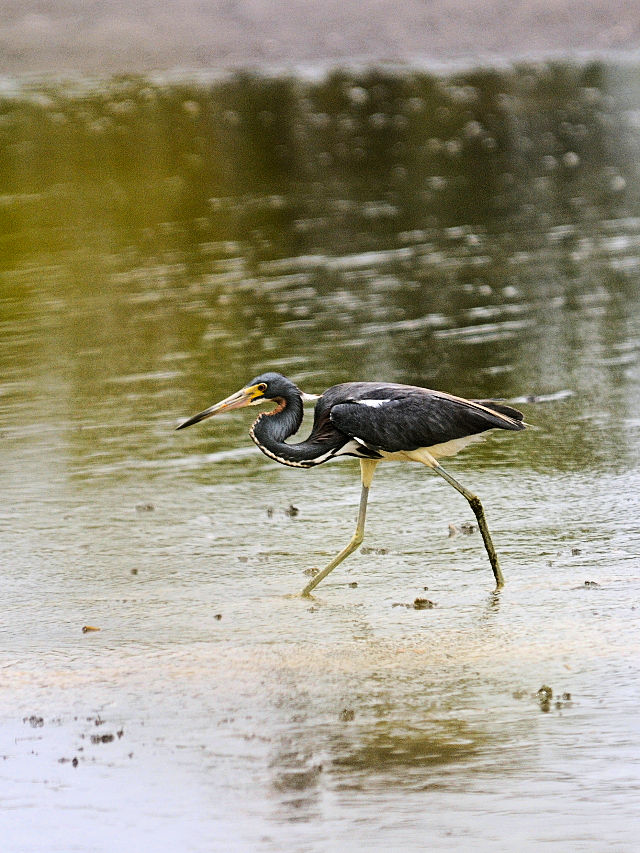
[1,62,640,851]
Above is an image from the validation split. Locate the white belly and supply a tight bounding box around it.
[378,432,488,467]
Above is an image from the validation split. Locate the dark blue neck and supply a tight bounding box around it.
[249,394,336,468]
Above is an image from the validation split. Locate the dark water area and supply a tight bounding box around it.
[1,62,640,851]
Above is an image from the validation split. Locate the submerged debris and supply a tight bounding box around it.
[266,502,301,518]
[82,625,100,633]
[553,693,574,711]
[90,733,115,744]
[339,708,355,722]
[448,522,475,536]
[537,686,553,712]
[24,715,44,728]
[392,598,436,610]
[513,686,573,713]
[536,685,573,713]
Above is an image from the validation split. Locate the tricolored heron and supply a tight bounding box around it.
[177,372,525,595]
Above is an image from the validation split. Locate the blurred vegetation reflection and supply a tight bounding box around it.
[2,61,640,472]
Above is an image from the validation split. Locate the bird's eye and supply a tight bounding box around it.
[257,383,267,393]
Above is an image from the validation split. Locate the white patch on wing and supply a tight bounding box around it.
[355,398,391,408]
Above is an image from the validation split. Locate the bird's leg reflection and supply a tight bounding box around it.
[300,460,378,596]
[432,463,505,588]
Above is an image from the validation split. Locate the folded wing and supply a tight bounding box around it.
[328,385,524,453]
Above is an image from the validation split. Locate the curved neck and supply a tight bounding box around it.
[249,394,333,468]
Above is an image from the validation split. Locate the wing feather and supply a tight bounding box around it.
[328,385,524,453]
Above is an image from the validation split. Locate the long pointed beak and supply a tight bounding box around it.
[176,385,260,430]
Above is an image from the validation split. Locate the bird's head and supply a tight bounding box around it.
[176,372,301,429]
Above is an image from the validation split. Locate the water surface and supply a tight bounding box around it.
[1,62,640,851]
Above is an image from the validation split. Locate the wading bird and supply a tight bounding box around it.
[177,372,524,595]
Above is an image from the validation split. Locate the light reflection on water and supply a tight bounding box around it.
[1,62,640,851]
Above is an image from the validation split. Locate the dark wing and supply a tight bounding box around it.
[301,389,357,453]
[326,383,524,453]
[472,400,525,422]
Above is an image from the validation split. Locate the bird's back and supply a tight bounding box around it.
[318,381,524,454]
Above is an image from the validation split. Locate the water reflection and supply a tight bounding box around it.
[330,721,481,782]
[268,720,484,827]
[2,64,640,434]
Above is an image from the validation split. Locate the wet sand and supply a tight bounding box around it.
[2,0,640,75]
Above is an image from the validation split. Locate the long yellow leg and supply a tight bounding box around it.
[300,459,378,596]
[433,462,505,588]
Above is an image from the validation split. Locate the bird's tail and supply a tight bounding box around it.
[472,400,525,428]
